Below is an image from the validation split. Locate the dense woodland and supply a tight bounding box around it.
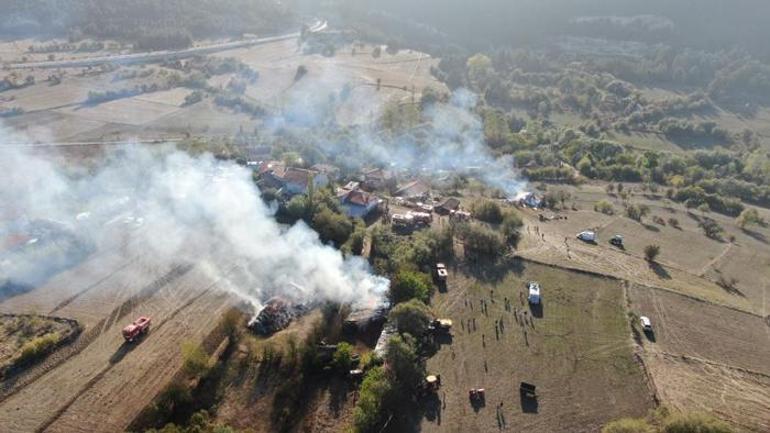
[1,0,295,49]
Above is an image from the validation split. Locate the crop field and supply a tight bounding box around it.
[421,260,653,433]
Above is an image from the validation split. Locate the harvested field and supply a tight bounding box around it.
[55,97,183,126]
[0,244,236,433]
[644,353,770,432]
[420,260,653,433]
[628,285,770,376]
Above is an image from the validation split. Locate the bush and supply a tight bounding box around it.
[667,217,681,229]
[595,200,615,215]
[602,418,653,433]
[456,223,506,259]
[332,342,354,373]
[699,218,724,240]
[390,270,433,304]
[500,211,523,245]
[389,299,432,337]
[644,245,661,262]
[472,200,503,224]
[663,412,733,433]
[353,367,392,433]
[181,342,209,377]
[17,332,60,365]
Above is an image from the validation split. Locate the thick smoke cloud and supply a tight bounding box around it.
[0,125,388,311]
[264,63,526,197]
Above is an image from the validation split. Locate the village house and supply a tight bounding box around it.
[362,167,397,192]
[338,187,381,219]
[257,161,328,195]
[394,179,431,200]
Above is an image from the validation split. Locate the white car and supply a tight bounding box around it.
[576,230,597,242]
[527,281,541,304]
[640,316,653,332]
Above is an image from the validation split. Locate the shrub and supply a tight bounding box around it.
[472,199,504,224]
[353,367,392,433]
[181,342,209,377]
[456,223,506,259]
[501,211,523,245]
[663,412,733,433]
[332,342,354,373]
[595,200,615,215]
[390,270,433,304]
[17,332,60,365]
[644,245,661,262]
[602,418,653,433]
[699,218,724,240]
[389,299,432,337]
[667,217,681,229]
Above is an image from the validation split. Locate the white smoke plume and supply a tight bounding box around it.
[0,125,389,312]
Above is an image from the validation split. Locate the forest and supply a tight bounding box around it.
[1,0,295,49]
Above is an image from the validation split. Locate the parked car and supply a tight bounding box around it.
[527,281,541,304]
[436,263,448,281]
[610,234,624,247]
[640,316,653,332]
[576,230,597,242]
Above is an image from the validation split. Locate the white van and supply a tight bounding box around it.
[527,281,541,304]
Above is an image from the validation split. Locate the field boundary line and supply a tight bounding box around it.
[515,255,763,318]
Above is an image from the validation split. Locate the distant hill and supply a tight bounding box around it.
[0,0,296,49]
[316,0,770,59]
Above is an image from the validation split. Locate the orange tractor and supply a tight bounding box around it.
[122,316,151,342]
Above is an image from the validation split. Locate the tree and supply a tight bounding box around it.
[385,334,424,391]
[312,206,353,247]
[644,245,661,262]
[352,367,392,433]
[181,342,209,377]
[466,53,492,90]
[736,208,766,229]
[332,342,354,373]
[699,218,724,239]
[595,200,615,215]
[389,299,432,337]
[457,223,505,259]
[472,199,503,224]
[390,270,433,304]
[500,211,523,245]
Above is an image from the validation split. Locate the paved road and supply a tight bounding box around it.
[3,20,327,70]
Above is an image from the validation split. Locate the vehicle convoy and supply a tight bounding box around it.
[122,316,151,342]
[527,281,541,304]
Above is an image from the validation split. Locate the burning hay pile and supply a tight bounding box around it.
[247,297,308,335]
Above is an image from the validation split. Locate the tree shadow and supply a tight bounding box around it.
[742,228,768,244]
[421,392,441,424]
[648,261,671,280]
[642,223,660,232]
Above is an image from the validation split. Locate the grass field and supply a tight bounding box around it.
[420,260,653,433]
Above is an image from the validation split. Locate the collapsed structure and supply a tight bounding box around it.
[247,297,308,335]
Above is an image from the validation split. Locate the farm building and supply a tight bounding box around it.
[395,179,431,200]
[362,167,397,191]
[435,197,461,215]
